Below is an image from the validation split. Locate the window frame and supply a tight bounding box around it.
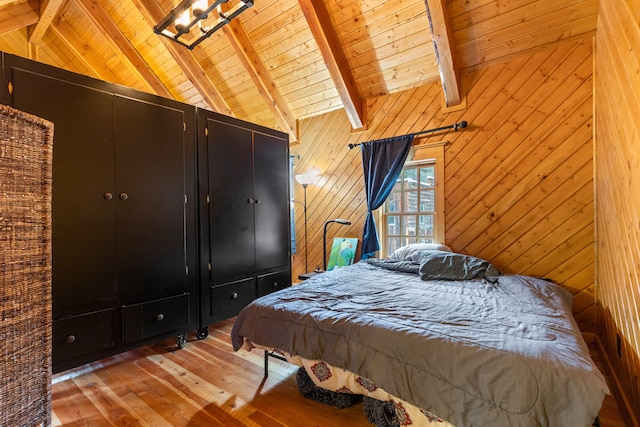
[376,143,445,258]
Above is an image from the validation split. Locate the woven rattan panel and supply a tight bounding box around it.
[0,104,54,427]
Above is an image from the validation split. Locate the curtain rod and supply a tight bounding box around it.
[347,120,468,150]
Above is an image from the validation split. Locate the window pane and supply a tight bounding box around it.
[393,175,403,191]
[402,215,417,236]
[386,192,401,213]
[382,161,439,257]
[387,215,400,236]
[420,190,434,211]
[420,167,435,188]
[418,215,434,237]
[403,190,418,212]
[404,169,418,190]
[387,238,402,256]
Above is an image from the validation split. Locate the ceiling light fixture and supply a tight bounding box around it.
[154,0,253,50]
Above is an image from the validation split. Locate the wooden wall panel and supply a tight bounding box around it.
[594,0,640,424]
[293,36,597,334]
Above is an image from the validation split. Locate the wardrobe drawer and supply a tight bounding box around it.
[257,270,291,297]
[122,293,190,343]
[210,277,255,319]
[53,309,114,363]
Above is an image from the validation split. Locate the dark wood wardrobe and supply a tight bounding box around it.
[196,109,291,338]
[0,53,290,372]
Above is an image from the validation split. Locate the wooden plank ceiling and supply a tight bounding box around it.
[0,0,597,142]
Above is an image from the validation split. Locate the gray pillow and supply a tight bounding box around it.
[389,243,452,262]
[419,250,501,282]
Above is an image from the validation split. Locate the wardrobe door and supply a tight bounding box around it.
[253,132,290,270]
[11,68,117,313]
[114,96,187,298]
[207,119,255,279]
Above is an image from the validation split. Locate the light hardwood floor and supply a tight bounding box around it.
[51,318,628,426]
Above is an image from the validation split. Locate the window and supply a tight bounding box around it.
[378,144,445,257]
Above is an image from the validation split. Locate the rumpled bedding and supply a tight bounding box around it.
[231,259,608,427]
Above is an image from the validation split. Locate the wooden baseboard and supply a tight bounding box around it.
[595,336,640,427]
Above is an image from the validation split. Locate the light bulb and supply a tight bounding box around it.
[192,0,208,18]
[175,9,190,32]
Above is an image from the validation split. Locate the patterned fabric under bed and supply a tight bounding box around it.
[251,343,455,427]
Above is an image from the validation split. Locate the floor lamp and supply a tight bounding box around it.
[295,170,320,273]
[323,218,351,271]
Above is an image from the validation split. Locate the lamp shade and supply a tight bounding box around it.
[295,169,321,186]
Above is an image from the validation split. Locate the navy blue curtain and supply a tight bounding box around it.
[360,135,414,258]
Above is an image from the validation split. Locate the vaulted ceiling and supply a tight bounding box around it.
[0,0,597,142]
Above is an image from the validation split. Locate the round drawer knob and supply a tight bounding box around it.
[119,192,129,200]
[156,314,164,321]
[231,291,238,299]
[247,198,254,204]
[65,335,76,344]
[104,192,113,200]
[273,281,278,288]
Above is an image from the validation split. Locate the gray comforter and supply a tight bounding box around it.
[231,260,608,427]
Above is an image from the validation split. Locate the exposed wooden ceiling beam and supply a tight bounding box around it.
[76,0,173,99]
[50,18,120,82]
[133,0,235,117]
[424,0,461,107]
[298,0,365,131]
[0,0,39,35]
[221,5,298,143]
[27,0,65,43]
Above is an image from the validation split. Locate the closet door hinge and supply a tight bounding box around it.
[204,127,208,136]
[7,82,13,94]
[184,194,188,204]
[207,262,212,271]
[183,122,186,131]
[185,266,189,275]
[206,195,210,204]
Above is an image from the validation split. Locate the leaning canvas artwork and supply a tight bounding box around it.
[327,238,358,271]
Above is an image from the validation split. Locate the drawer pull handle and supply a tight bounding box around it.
[156,314,164,321]
[65,335,76,344]
[231,291,238,299]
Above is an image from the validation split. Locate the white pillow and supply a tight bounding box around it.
[389,243,452,261]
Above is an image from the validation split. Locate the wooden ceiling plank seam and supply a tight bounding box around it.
[458,0,596,43]
[298,0,366,130]
[27,0,65,43]
[220,3,298,143]
[337,3,431,50]
[76,0,173,99]
[241,0,298,33]
[0,0,38,35]
[345,19,433,63]
[50,19,120,82]
[450,0,570,30]
[454,1,599,54]
[133,0,234,117]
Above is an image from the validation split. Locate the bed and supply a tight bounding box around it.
[231,246,609,427]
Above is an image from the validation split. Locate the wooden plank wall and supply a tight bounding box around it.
[292,35,596,332]
[594,0,640,424]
